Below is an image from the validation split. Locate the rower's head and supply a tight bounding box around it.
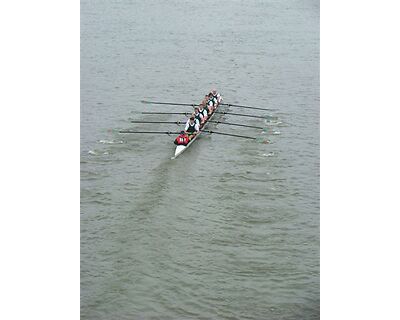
[208,92,213,97]
[189,116,195,123]
[211,89,217,95]
[198,105,203,110]
[194,107,199,113]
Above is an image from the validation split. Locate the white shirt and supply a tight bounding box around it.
[194,112,203,122]
[185,120,200,132]
[199,108,208,118]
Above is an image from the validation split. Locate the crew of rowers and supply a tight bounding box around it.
[174,90,222,146]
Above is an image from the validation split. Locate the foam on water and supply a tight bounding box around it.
[98,139,124,144]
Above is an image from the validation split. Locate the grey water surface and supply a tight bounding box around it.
[81,0,319,319]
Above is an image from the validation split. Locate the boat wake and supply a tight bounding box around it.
[99,139,124,144]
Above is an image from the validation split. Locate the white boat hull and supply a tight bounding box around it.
[173,145,187,158]
[172,100,220,159]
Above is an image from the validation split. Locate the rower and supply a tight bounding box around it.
[207,92,216,111]
[211,89,222,104]
[184,116,200,140]
[202,94,214,114]
[201,101,211,117]
[198,104,208,123]
[202,94,210,107]
[193,107,204,126]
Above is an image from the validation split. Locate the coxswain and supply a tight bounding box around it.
[174,131,189,146]
[184,116,200,140]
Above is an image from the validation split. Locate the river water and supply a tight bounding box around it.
[81,0,319,319]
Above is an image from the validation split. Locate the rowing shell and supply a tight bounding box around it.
[171,101,220,159]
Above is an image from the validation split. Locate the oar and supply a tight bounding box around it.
[131,120,265,130]
[214,111,268,119]
[207,120,266,130]
[220,103,275,111]
[119,130,181,135]
[203,130,256,140]
[203,130,270,143]
[142,111,269,119]
[119,130,269,143]
[131,120,186,125]
[141,100,195,107]
[142,100,276,111]
[142,112,192,116]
